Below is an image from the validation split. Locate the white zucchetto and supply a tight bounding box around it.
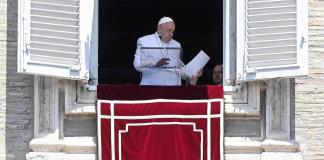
[158,17,174,25]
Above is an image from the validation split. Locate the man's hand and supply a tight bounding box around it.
[155,58,170,67]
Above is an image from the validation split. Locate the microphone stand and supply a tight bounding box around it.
[161,47,190,85]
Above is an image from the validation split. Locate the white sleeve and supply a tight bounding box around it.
[133,38,155,71]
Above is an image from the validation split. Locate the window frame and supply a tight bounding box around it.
[18,0,307,86]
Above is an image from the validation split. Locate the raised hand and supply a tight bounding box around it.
[155,58,170,67]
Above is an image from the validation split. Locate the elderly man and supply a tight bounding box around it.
[133,17,184,86]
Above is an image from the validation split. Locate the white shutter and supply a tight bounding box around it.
[18,0,96,80]
[236,0,308,82]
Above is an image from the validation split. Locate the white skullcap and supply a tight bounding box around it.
[158,17,174,25]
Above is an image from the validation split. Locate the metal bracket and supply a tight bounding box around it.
[224,84,242,93]
[82,78,98,91]
[246,67,256,74]
[71,64,81,71]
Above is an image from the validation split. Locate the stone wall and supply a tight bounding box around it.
[295,0,324,160]
[0,0,34,159]
[0,0,8,158]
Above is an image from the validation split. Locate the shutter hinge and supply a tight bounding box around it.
[71,64,81,71]
[84,72,89,80]
[300,36,306,49]
[24,43,30,55]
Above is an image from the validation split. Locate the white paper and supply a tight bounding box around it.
[185,50,210,77]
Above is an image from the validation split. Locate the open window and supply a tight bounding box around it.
[18,0,308,85]
[98,0,223,84]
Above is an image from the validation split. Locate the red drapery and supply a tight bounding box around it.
[97,84,224,100]
[98,85,223,160]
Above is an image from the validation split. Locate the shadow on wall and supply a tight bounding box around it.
[6,0,34,159]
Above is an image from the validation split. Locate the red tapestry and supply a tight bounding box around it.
[98,99,223,160]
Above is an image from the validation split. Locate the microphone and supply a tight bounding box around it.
[161,47,189,84]
[162,47,185,67]
[158,32,162,40]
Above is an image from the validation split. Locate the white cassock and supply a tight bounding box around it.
[133,32,182,86]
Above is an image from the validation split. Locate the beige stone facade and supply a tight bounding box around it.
[1,0,34,159]
[295,0,324,160]
[0,0,323,160]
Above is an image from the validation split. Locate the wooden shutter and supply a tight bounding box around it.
[18,0,96,80]
[236,0,308,82]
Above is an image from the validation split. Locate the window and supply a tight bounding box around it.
[18,0,308,85]
[98,0,223,84]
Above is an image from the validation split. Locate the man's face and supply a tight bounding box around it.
[213,65,223,85]
[158,22,175,43]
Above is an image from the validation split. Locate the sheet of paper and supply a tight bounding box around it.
[185,50,210,77]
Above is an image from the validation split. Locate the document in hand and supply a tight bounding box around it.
[185,50,210,77]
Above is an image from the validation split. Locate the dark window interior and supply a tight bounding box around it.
[99,0,223,84]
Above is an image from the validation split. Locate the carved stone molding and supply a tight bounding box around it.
[225,81,261,117]
[64,80,96,115]
[34,76,60,138]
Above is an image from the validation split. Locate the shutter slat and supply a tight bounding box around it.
[247,45,296,54]
[248,39,296,48]
[27,61,71,68]
[248,25,296,35]
[31,29,78,39]
[30,54,78,65]
[30,48,78,59]
[248,59,297,68]
[31,42,79,52]
[248,0,296,9]
[248,5,296,15]
[248,52,296,61]
[248,0,292,2]
[32,0,79,7]
[31,9,78,19]
[248,32,296,41]
[248,12,296,22]
[31,22,78,32]
[31,2,79,12]
[31,35,78,46]
[248,19,296,28]
[31,15,78,26]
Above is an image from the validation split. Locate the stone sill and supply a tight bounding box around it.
[225,137,300,154]
[29,137,96,153]
[65,105,96,116]
[26,152,303,160]
[29,136,299,155]
[26,152,96,160]
[225,153,303,160]
[65,104,261,118]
